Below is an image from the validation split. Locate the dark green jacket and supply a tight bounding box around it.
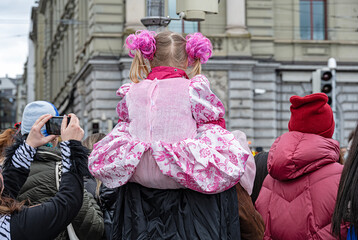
[17,145,104,240]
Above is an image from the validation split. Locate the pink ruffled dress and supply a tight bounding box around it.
[89,66,249,194]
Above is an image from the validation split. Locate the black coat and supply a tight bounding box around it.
[2,140,89,240]
[99,184,119,240]
[111,183,241,240]
[16,145,104,240]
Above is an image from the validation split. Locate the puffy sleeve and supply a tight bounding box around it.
[116,83,132,122]
[189,75,225,124]
[88,122,150,188]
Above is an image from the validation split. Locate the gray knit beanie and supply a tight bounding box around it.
[21,101,59,136]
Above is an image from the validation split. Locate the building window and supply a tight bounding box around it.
[300,0,327,40]
[168,0,198,33]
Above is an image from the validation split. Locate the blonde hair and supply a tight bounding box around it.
[82,133,106,151]
[129,31,202,83]
[191,59,201,78]
[129,51,151,83]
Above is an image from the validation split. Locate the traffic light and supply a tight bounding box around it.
[311,58,337,139]
[320,68,333,105]
[311,68,335,106]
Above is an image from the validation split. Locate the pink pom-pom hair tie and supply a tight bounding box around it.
[186,33,213,66]
[125,30,157,60]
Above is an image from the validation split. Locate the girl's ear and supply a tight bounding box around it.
[185,58,189,69]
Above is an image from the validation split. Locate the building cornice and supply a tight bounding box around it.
[278,64,358,72]
[274,39,358,45]
[72,57,121,85]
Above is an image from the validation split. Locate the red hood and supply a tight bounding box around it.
[268,131,340,181]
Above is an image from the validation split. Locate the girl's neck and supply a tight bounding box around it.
[147,66,189,80]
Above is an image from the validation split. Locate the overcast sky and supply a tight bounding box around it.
[0,0,36,78]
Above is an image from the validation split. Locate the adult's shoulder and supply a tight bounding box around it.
[309,161,343,185]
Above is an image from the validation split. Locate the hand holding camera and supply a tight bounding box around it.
[26,114,57,148]
[60,114,84,141]
[26,114,84,148]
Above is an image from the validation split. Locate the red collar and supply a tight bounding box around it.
[147,66,189,80]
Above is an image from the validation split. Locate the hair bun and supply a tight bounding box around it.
[125,30,156,60]
[186,32,213,65]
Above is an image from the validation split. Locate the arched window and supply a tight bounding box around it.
[300,0,327,40]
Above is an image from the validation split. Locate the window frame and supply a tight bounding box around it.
[300,0,328,40]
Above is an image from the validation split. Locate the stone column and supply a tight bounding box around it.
[88,0,125,56]
[226,0,248,35]
[125,0,146,32]
[225,0,251,57]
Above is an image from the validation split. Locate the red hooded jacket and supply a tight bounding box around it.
[256,131,347,240]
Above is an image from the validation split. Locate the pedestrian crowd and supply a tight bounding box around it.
[0,30,356,240]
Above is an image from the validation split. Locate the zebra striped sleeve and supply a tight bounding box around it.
[60,141,71,173]
[11,142,36,169]
[0,215,10,240]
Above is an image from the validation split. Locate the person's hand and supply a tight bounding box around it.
[26,114,57,148]
[61,113,84,141]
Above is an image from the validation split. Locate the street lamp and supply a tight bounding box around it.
[176,0,219,21]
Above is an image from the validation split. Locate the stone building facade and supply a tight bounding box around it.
[30,0,358,149]
[0,76,18,129]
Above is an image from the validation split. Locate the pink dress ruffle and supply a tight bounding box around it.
[89,75,249,193]
[152,124,248,193]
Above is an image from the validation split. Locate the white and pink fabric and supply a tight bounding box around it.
[232,130,256,195]
[89,73,249,194]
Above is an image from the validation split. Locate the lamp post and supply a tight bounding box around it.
[141,0,171,31]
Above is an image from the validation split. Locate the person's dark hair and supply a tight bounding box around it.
[348,130,355,143]
[332,123,358,239]
[0,198,26,214]
[251,151,269,204]
[0,183,26,214]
